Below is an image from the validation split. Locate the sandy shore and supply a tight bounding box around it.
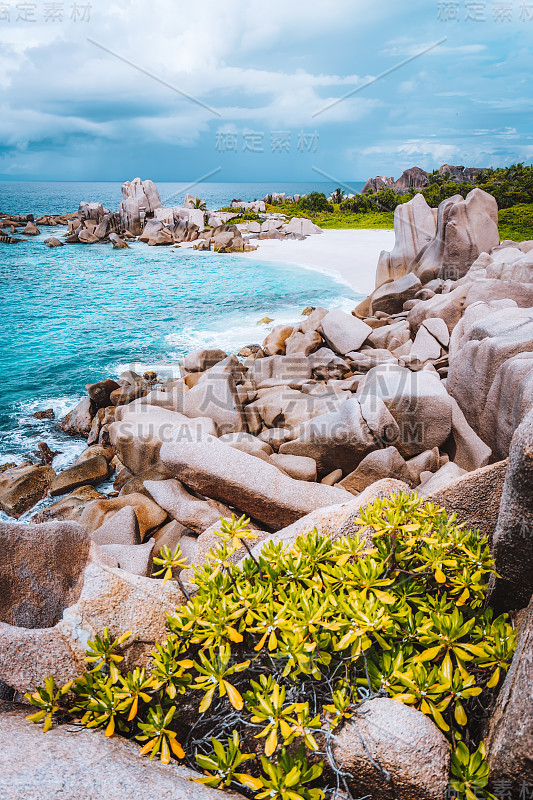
[242,228,395,295]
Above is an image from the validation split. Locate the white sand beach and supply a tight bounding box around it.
[242,228,395,295]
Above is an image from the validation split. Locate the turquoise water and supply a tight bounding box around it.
[0,182,362,475]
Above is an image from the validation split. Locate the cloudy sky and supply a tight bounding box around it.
[0,0,532,181]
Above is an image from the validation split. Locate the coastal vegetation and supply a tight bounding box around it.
[26,494,515,800]
[262,164,533,240]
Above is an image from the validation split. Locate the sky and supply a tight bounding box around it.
[0,0,532,182]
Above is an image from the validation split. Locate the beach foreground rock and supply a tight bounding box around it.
[0,701,242,800]
[331,698,450,800]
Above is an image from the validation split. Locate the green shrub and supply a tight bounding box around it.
[297,192,333,213]
[26,494,516,800]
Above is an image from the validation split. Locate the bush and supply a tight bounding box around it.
[26,495,516,800]
[297,192,333,213]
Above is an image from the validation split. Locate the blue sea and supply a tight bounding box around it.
[0,180,364,484]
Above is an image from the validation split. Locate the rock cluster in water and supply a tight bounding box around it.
[0,186,532,795]
[0,178,323,253]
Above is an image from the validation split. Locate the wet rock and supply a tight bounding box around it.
[109,232,129,249]
[86,379,120,408]
[77,229,99,244]
[0,463,55,518]
[32,408,55,419]
[22,221,40,235]
[33,442,61,465]
[331,698,450,800]
[44,237,64,247]
[61,397,95,437]
[49,455,109,497]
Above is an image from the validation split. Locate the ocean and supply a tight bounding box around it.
[0,180,364,511]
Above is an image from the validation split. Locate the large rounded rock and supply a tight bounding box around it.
[370,273,422,316]
[331,698,450,800]
[486,594,533,787]
[320,310,372,355]
[0,520,91,628]
[247,478,410,557]
[0,559,183,693]
[358,364,453,457]
[339,446,411,494]
[144,479,230,534]
[279,396,399,475]
[49,455,109,497]
[0,464,55,518]
[79,493,167,541]
[410,189,499,284]
[491,408,533,610]
[423,460,507,544]
[160,436,350,530]
[447,306,533,459]
[109,406,217,474]
[375,193,437,287]
[60,397,95,437]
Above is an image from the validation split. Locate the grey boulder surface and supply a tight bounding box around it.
[330,697,450,800]
[0,701,243,800]
[160,435,350,530]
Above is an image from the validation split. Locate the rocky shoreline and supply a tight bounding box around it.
[0,177,322,253]
[1,183,533,797]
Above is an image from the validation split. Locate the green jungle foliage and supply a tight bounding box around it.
[26,494,516,800]
[262,164,533,239]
